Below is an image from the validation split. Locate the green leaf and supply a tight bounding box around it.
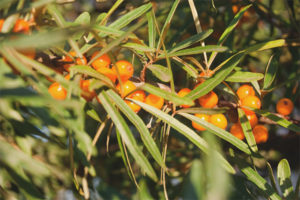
[74,11,90,25]
[207,5,251,66]
[98,91,158,181]
[147,11,156,49]
[186,52,244,100]
[147,64,171,82]
[0,140,50,177]
[179,112,251,155]
[251,80,261,96]
[277,159,295,199]
[237,108,258,152]
[0,26,87,50]
[232,155,282,200]
[137,179,154,200]
[159,45,228,58]
[122,42,155,52]
[0,0,18,9]
[106,90,165,168]
[245,39,285,53]
[168,29,213,53]
[218,5,252,45]
[251,108,300,132]
[99,0,124,26]
[86,109,102,123]
[263,54,279,89]
[109,3,152,30]
[130,99,235,174]
[225,71,264,82]
[267,162,280,194]
[176,107,228,114]
[157,0,180,50]
[140,83,194,106]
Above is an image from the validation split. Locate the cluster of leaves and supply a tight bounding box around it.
[0,0,299,199]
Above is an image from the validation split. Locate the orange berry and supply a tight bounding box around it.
[253,125,268,144]
[145,94,164,110]
[80,79,96,101]
[192,113,210,131]
[237,84,255,100]
[276,98,294,116]
[97,67,117,83]
[178,88,192,108]
[116,80,136,97]
[0,19,4,31]
[113,60,134,82]
[241,95,261,114]
[198,91,218,108]
[230,123,245,140]
[63,51,87,72]
[13,19,30,33]
[48,82,67,100]
[210,114,228,130]
[246,113,258,128]
[125,90,146,113]
[91,52,111,70]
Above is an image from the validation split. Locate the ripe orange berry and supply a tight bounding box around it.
[246,113,258,128]
[48,74,70,100]
[63,51,87,72]
[210,114,228,130]
[13,19,30,33]
[116,80,136,97]
[198,91,218,108]
[80,79,96,101]
[145,94,164,110]
[48,82,67,100]
[241,95,261,115]
[91,52,111,70]
[97,67,117,83]
[230,123,245,140]
[0,19,4,31]
[276,98,294,116]
[177,88,192,108]
[113,60,134,82]
[253,125,268,144]
[192,113,210,131]
[125,90,146,113]
[237,84,255,100]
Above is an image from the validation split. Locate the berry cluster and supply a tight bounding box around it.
[48,51,165,113]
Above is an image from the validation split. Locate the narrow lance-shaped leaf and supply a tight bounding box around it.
[147,11,156,49]
[106,89,165,168]
[244,39,285,53]
[186,52,244,100]
[147,64,171,82]
[277,159,295,199]
[156,0,180,50]
[98,91,158,181]
[168,29,213,53]
[140,83,194,106]
[237,108,258,152]
[130,99,235,174]
[122,43,156,52]
[109,3,152,29]
[179,112,251,155]
[232,154,282,200]
[225,71,264,82]
[250,108,300,133]
[176,107,228,115]
[207,4,252,66]
[158,45,228,58]
[263,53,279,89]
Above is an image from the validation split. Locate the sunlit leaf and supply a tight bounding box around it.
[147,64,171,82]
[277,159,295,199]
